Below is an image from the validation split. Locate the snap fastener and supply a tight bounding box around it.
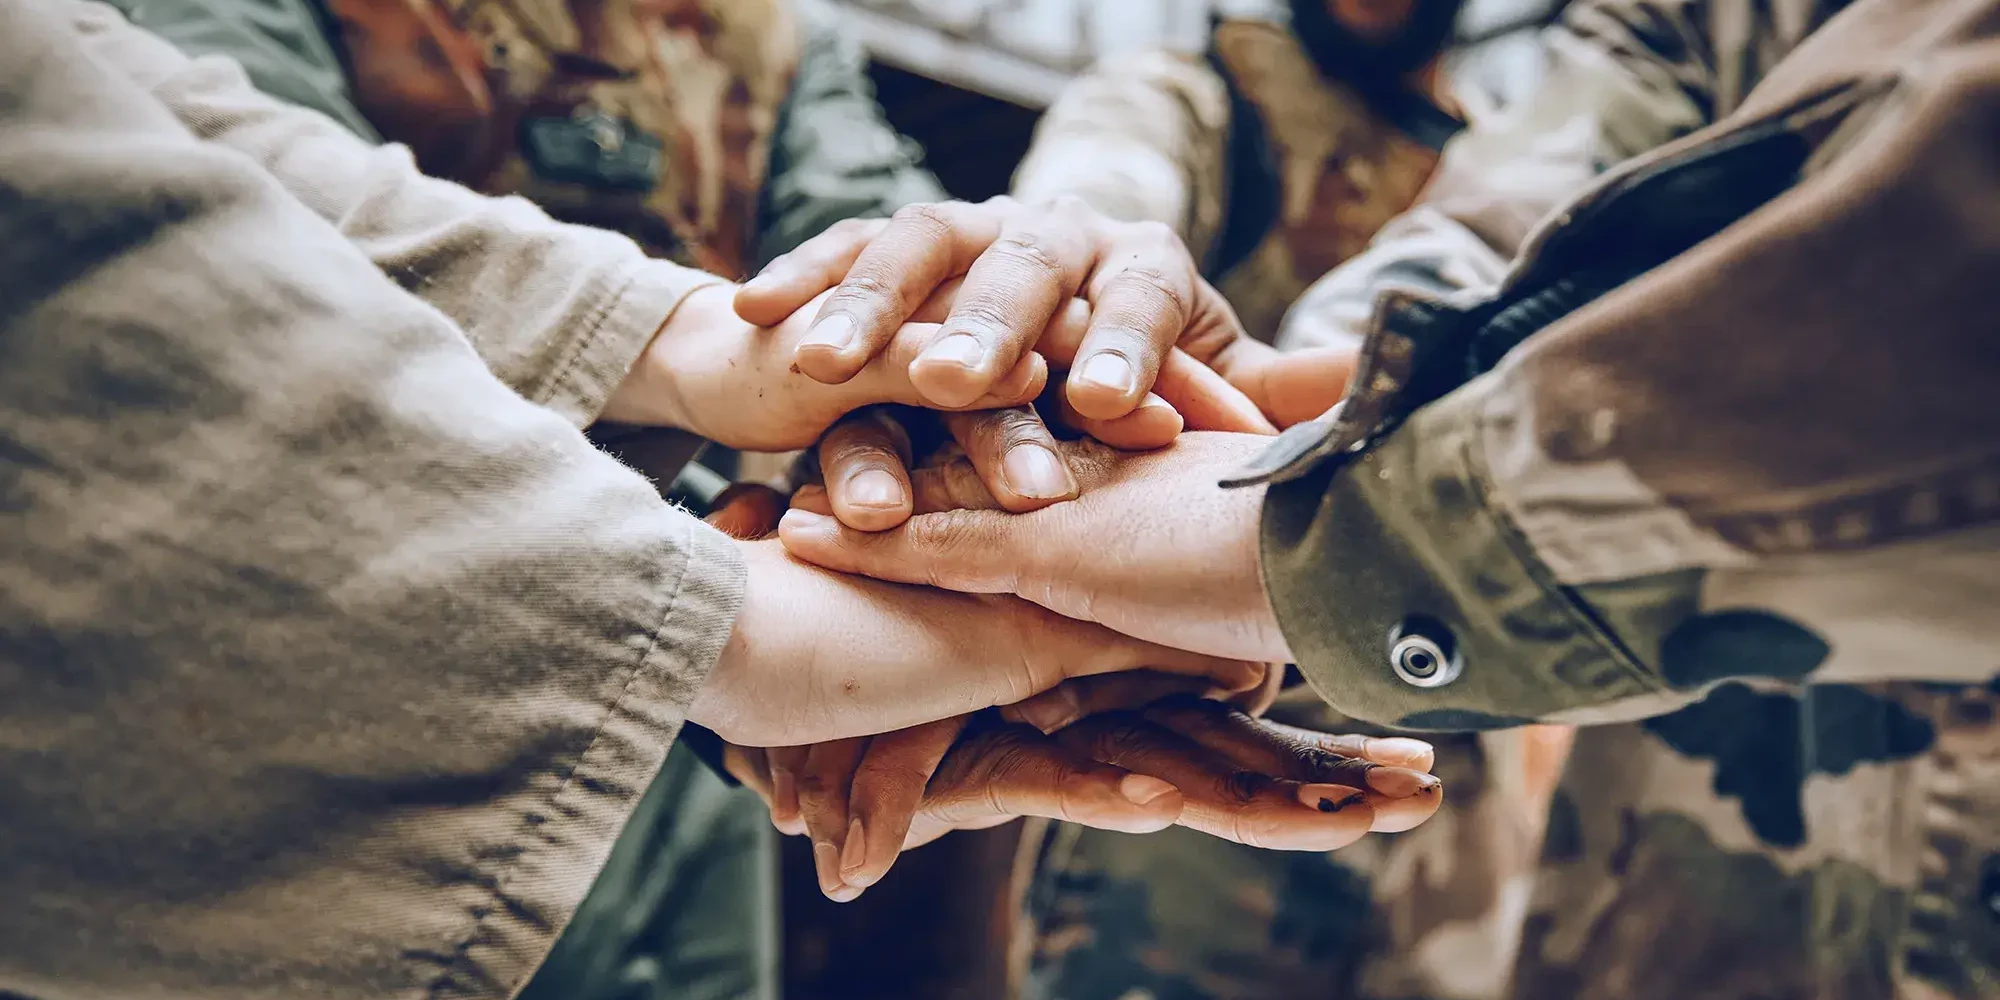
[1389,616,1460,688]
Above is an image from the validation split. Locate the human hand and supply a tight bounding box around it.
[699,484,1439,898]
[682,530,1263,747]
[800,337,1347,532]
[729,697,1442,901]
[778,431,1288,663]
[600,283,1053,452]
[734,197,1282,431]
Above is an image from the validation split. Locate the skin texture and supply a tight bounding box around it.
[778,432,1290,664]
[683,537,1263,747]
[730,197,1354,529]
[704,488,1443,900]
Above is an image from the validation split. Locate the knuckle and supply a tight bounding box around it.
[1111,265,1189,312]
[793,768,836,800]
[894,201,957,238]
[905,509,980,557]
[973,728,1040,780]
[945,299,1018,339]
[1221,769,1276,805]
[973,406,1051,450]
[988,232,1068,280]
[1125,218,1181,249]
[1065,713,1153,763]
[828,269,897,307]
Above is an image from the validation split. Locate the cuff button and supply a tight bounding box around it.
[1389,617,1461,688]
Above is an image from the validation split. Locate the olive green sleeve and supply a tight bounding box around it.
[1254,28,2000,730]
[752,11,946,269]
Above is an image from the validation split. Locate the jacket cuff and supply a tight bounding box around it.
[1257,373,1661,731]
[539,257,726,428]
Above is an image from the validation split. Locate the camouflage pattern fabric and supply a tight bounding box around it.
[447,0,800,276]
[1240,0,2000,996]
[1023,687,1571,1000]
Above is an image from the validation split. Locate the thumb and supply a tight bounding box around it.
[1234,345,1356,429]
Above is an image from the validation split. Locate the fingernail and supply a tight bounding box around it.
[771,768,797,819]
[1366,767,1442,798]
[1015,686,1082,734]
[1364,737,1434,768]
[1002,443,1074,500]
[845,469,904,509]
[801,314,856,352]
[1301,786,1367,813]
[1075,353,1135,396]
[839,816,873,885]
[779,508,834,533]
[826,883,864,903]
[1120,774,1178,807]
[812,839,842,894]
[921,332,986,369]
[793,483,828,505]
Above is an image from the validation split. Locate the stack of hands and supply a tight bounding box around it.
[607,198,1443,901]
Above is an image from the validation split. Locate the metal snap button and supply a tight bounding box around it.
[1389,616,1460,688]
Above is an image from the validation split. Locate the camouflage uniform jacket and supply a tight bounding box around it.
[1011,0,1462,344]
[306,0,944,278]
[1237,0,2000,996]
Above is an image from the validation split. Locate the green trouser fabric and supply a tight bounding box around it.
[97,3,778,996]
[519,747,779,1000]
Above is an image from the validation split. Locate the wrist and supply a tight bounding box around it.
[602,282,747,433]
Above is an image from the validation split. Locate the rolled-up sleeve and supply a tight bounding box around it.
[66,0,723,428]
[0,3,743,998]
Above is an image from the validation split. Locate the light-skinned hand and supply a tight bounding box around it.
[778,432,1288,663]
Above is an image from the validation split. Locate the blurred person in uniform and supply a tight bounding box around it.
[90,1,947,997]
[1004,2,1574,996]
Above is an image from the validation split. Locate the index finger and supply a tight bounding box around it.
[1064,221,1202,421]
[734,217,890,327]
[912,209,1094,408]
[787,202,1004,386]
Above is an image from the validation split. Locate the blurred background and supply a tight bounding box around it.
[824,0,1558,201]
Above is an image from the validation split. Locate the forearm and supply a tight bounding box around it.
[65,0,724,427]
[0,6,743,995]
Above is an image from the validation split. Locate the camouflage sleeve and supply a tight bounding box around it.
[66,0,722,429]
[1009,50,1231,267]
[1253,22,2000,732]
[1276,1,1714,352]
[751,10,947,269]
